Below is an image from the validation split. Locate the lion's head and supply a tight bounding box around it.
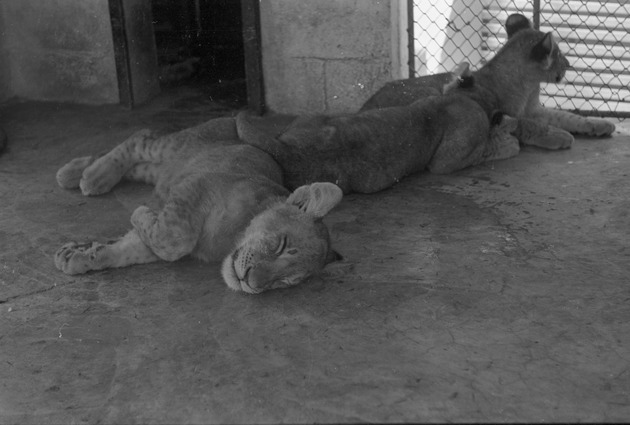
[221,182,343,294]
[502,13,570,84]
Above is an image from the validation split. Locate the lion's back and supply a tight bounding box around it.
[360,73,451,111]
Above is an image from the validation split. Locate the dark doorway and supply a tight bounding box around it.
[151,0,248,108]
[109,0,264,112]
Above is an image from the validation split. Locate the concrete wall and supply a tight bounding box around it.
[0,0,119,104]
[260,0,405,114]
[0,6,10,101]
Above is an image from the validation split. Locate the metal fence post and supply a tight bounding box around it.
[407,0,415,77]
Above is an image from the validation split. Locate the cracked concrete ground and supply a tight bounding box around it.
[1,86,630,423]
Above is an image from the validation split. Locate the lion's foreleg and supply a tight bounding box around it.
[131,204,201,262]
[130,179,204,263]
[515,118,573,150]
[54,229,160,275]
[527,107,615,137]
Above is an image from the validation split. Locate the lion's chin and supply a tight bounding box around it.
[221,254,244,292]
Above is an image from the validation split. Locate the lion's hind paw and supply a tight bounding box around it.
[55,241,107,275]
[56,156,97,189]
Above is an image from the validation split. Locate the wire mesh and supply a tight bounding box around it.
[408,0,630,118]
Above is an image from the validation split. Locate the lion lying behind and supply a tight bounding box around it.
[237,104,518,195]
[55,117,343,294]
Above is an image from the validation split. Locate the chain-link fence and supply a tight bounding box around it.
[408,0,630,118]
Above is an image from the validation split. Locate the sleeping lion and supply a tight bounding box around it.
[55,118,343,294]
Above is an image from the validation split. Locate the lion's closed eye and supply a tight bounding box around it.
[275,235,287,255]
[273,235,299,257]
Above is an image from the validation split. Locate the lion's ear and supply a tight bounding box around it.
[530,32,556,67]
[286,182,343,218]
[443,62,473,93]
[505,13,532,38]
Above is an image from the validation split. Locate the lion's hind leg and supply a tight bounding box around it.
[55,229,159,275]
[78,129,156,196]
[515,118,573,150]
[427,102,490,174]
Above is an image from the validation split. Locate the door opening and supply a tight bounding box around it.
[151,0,248,108]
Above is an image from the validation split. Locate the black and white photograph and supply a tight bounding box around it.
[1,0,629,423]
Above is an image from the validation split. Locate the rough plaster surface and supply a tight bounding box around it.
[0,0,118,104]
[1,86,630,423]
[261,0,396,114]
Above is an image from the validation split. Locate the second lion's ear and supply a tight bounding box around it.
[505,13,532,38]
[443,62,473,94]
[490,111,505,126]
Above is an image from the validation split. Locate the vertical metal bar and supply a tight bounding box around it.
[532,0,541,30]
[407,0,415,77]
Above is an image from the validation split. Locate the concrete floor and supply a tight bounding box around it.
[1,85,630,424]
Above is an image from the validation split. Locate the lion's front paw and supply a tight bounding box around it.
[526,127,573,150]
[584,119,616,137]
[55,241,106,274]
[547,127,574,149]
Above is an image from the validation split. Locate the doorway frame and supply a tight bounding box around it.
[241,0,265,114]
[108,0,134,107]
